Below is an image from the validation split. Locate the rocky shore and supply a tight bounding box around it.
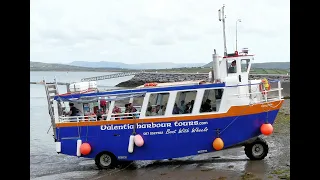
[116,73,290,87]
[116,72,290,97]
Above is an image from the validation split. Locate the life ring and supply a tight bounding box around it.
[79,88,96,94]
[259,78,271,95]
[144,82,158,87]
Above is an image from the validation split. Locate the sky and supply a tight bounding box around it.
[30,0,290,64]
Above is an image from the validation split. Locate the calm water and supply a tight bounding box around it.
[30,71,134,179]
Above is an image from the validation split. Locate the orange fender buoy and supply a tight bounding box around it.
[80,143,91,155]
[260,123,273,136]
[213,137,224,151]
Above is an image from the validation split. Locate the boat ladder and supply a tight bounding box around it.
[44,77,60,140]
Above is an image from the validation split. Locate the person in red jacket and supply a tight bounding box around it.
[100,99,107,112]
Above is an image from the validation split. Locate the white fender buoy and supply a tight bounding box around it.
[56,142,61,153]
[128,135,135,153]
[76,139,82,157]
[134,134,144,147]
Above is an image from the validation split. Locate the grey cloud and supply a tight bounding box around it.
[30,0,290,64]
[151,36,175,45]
[176,33,200,41]
[239,27,279,38]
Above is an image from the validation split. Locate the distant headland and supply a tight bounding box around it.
[30,61,290,74]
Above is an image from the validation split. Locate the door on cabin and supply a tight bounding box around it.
[238,58,250,96]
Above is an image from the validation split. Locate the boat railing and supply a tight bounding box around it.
[59,115,98,122]
[109,112,141,120]
[58,111,141,123]
[232,80,283,102]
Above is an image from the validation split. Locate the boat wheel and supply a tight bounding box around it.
[95,152,118,169]
[244,137,269,160]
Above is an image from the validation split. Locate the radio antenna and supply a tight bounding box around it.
[218,4,227,57]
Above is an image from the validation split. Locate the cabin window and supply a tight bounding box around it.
[132,95,144,112]
[146,93,169,116]
[113,99,128,114]
[110,97,143,120]
[227,59,237,73]
[199,88,224,113]
[241,59,250,72]
[173,91,197,115]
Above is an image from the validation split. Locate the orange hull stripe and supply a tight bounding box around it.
[56,100,283,128]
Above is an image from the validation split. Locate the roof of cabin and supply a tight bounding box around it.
[54,81,225,101]
[136,80,206,88]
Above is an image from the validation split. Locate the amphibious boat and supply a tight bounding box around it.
[44,5,283,169]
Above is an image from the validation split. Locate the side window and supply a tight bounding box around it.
[112,99,128,113]
[109,99,129,120]
[241,59,250,72]
[227,59,237,73]
[173,91,197,115]
[145,93,169,116]
[200,89,224,113]
[132,95,144,112]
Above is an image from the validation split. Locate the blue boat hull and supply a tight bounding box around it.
[56,109,279,161]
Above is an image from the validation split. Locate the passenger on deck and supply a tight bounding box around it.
[156,105,162,115]
[151,107,157,116]
[228,60,237,73]
[184,102,191,114]
[126,103,137,119]
[96,109,103,120]
[146,106,152,116]
[172,103,181,114]
[113,106,121,113]
[200,99,212,112]
[178,100,186,114]
[112,106,121,120]
[128,103,137,113]
[125,104,130,113]
[100,99,107,112]
[67,103,78,116]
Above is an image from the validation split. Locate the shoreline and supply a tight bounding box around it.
[30,69,290,74]
[30,69,130,72]
[115,73,290,87]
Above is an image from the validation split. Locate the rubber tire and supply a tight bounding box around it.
[244,137,269,160]
[95,152,118,169]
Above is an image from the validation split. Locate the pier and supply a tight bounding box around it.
[30,72,290,86]
[81,72,138,82]
[30,81,70,85]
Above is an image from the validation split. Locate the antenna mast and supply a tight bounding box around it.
[218,5,227,56]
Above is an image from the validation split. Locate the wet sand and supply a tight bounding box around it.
[31,99,290,180]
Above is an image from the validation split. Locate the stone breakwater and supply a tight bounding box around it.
[116,72,290,97]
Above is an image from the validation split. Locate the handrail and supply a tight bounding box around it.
[225,80,281,88]
[110,112,141,119]
[58,111,142,122]
[232,88,283,96]
[59,115,98,122]
[232,80,283,103]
